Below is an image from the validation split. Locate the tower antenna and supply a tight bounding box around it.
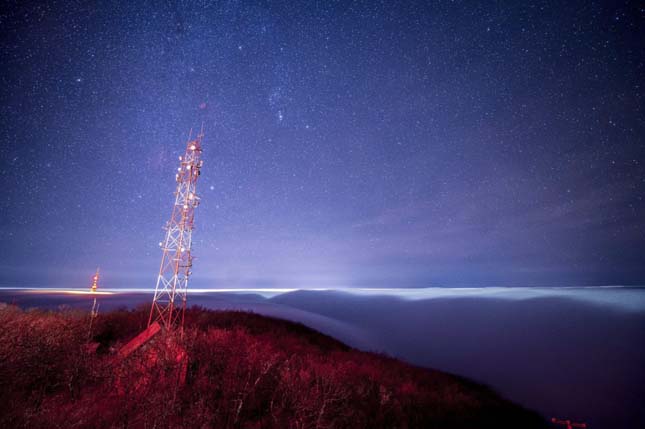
[88,268,100,338]
[148,130,204,331]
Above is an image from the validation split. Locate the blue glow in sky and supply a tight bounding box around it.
[0,2,643,289]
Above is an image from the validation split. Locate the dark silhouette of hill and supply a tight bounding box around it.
[0,303,546,428]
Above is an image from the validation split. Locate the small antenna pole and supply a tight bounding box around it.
[88,268,101,339]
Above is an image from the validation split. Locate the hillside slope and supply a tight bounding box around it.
[0,304,546,428]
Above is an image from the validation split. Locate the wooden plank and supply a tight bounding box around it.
[118,321,161,358]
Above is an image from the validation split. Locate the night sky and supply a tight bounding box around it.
[1,1,643,290]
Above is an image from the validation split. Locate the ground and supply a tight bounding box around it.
[0,303,546,428]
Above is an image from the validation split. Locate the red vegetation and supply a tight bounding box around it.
[0,303,546,428]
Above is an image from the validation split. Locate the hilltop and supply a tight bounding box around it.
[0,303,546,428]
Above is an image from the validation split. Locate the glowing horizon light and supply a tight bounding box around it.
[3,286,644,312]
[23,289,115,296]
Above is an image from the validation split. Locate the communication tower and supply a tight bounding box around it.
[148,129,204,330]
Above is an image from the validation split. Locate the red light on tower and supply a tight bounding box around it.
[90,268,99,293]
[551,417,587,428]
[148,127,204,331]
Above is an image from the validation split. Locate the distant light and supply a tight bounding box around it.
[177,167,181,171]
[179,156,182,161]
[180,247,185,252]
[159,242,163,246]
[187,165,191,170]
[190,145,196,150]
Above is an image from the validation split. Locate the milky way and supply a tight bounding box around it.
[0,1,643,289]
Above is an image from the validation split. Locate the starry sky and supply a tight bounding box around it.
[0,1,643,290]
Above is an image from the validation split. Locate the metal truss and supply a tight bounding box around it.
[149,128,204,330]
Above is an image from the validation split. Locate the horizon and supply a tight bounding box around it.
[4,284,645,313]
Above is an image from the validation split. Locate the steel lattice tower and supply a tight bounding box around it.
[149,129,204,330]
